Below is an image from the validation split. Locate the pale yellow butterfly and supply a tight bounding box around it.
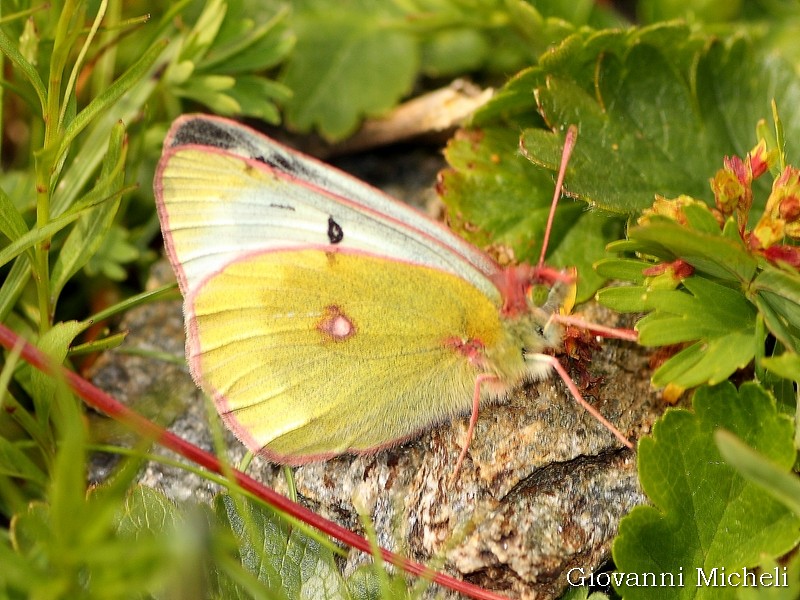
[154,115,633,472]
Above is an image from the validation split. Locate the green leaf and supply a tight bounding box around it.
[715,430,800,518]
[281,3,417,140]
[0,27,46,111]
[0,436,47,488]
[649,338,753,389]
[613,382,800,600]
[439,128,622,301]
[345,564,410,600]
[560,584,612,600]
[25,321,84,424]
[10,501,51,556]
[215,494,350,600]
[0,177,127,272]
[419,27,489,76]
[636,278,755,344]
[627,219,758,283]
[178,0,227,64]
[115,486,272,600]
[638,0,744,22]
[0,257,31,323]
[116,485,182,537]
[82,224,140,281]
[594,257,649,283]
[274,0,623,138]
[219,75,291,124]
[68,331,127,356]
[637,277,758,387]
[735,555,800,600]
[54,38,167,174]
[597,210,799,387]
[200,3,294,73]
[595,284,650,312]
[750,266,800,353]
[50,122,127,302]
[49,73,161,219]
[346,567,382,600]
[0,184,29,243]
[441,25,797,301]
[760,352,800,381]
[163,1,293,122]
[518,33,800,215]
[6,482,204,599]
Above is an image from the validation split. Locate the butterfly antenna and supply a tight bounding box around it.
[537,125,578,271]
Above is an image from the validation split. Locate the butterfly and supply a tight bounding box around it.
[154,115,633,473]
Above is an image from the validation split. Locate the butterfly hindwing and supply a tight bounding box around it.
[188,248,505,461]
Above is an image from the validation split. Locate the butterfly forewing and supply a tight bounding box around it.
[157,115,502,301]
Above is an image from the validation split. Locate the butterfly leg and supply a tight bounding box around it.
[533,353,634,449]
[452,372,497,480]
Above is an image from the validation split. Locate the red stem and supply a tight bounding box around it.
[0,323,509,600]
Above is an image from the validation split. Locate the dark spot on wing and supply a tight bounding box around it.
[269,203,295,211]
[260,152,292,171]
[327,217,344,244]
[255,151,318,181]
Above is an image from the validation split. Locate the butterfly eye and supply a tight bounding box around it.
[527,283,550,308]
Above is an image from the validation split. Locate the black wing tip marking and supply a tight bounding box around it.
[171,117,238,150]
[170,117,317,182]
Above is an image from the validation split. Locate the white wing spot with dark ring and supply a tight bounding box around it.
[316,305,356,342]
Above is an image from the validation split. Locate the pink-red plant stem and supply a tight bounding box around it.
[0,323,509,600]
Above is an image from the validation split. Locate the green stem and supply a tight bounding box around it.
[35,0,87,333]
[58,0,107,129]
[33,159,50,335]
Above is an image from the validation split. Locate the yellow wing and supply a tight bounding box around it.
[187,248,509,462]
